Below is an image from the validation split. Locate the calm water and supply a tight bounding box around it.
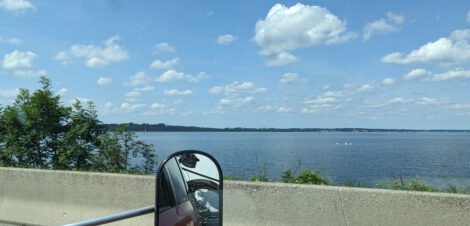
[137,132,470,188]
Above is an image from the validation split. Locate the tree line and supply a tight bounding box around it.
[103,123,470,133]
[0,77,156,174]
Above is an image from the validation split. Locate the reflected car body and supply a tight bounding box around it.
[158,157,200,226]
[158,201,197,226]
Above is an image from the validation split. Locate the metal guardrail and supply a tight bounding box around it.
[62,206,155,226]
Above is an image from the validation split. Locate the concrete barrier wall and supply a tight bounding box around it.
[224,181,470,226]
[1,167,470,226]
[0,167,155,225]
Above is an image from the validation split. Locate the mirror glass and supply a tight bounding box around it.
[156,151,222,226]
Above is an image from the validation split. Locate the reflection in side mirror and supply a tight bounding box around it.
[155,150,223,226]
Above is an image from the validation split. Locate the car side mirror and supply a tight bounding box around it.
[155,150,223,226]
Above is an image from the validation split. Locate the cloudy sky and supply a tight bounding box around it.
[1,0,470,129]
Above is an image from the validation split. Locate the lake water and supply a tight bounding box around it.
[137,132,470,188]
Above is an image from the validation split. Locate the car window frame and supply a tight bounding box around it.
[164,157,190,205]
[158,167,177,213]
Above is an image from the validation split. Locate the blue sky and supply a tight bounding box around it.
[1,0,470,129]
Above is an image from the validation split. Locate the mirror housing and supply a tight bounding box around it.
[155,150,223,226]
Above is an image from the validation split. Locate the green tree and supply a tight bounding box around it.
[133,140,156,174]
[0,76,157,174]
[94,125,156,174]
[56,100,104,170]
[0,79,70,168]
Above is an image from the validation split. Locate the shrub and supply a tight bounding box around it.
[407,178,437,192]
[249,161,269,182]
[296,168,328,185]
[281,169,297,183]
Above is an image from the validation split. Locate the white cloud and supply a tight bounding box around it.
[363,12,404,41]
[363,19,397,41]
[217,34,237,45]
[186,72,210,83]
[164,89,193,95]
[54,51,68,60]
[173,99,183,105]
[134,85,155,92]
[382,77,395,85]
[150,58,179,70]
[1,51,45,78]
[254,3,357,66]
[323,91,343,97]
[142,108,175,116]
[2,50,36,69]
[301,103,342,113]
[360,97,413,109]
[356,84,374,93]
[343,84,353,89]
[415,97,450,105]
[322,84,330,90]
[259,105,275,112]
[120,103,146,112]
[207,96,253,113]
[448,104,470,109]
[125,91,141,97]
[387,12,404,24]
[72,97,92,104]
[388,97,413,104]
[204,106,227,115]
[449,29,470,41]
[403,68,429,80]
[156,70,209,83]
[124,97,140,103]
[382,30,470,65]
[97,77,112,86]
[154,42,175,52]
[0,37,21,44]
[0,0,35,13]
[53,51,70,65]
[104,102,113,109]
[303,96,337,104]
[279,72,308,84]
[467,11,470,23]
[124,72,151,86]
[150,102,167,109]
[266,52,299,66]
[57,88,67,96]
[54,35,129,68]
[300,108,319,113]
[277,107,292,113]
[218,96,255,107]
[430,68,470,81]
[155,70,183,82]
[144,103,175,115]
[209,81,267,96]
[13,69,46,78]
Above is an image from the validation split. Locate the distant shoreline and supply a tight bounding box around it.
[102,123,470,133]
